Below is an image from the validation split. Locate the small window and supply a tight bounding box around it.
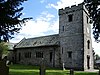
[68,14,73,22]
[62,26,64,31]
[68,51,72,58]
[25,52,31,58]
[36,52,43,58]
[86,16,88,23]
[18,53,21,61]
[87,40,90,49]
[50,52,52,62]
[62,47,63,54]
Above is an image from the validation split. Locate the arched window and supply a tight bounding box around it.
[87,40,90,49]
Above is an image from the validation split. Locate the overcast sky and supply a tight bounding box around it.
[10,0,100,55]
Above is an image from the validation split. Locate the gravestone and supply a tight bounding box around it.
[40,64,46,75]
[0,60,9,75]
[70,69,74,75]
[62,63,65,70]
[40,59,46,75]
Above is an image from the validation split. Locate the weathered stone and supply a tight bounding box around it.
[70,69,74,75]
[40,60,46,75]
[59,3,93,70]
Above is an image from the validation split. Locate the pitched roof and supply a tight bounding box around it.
[15,34,59,48]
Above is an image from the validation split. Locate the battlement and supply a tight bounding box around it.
[59,3,84,15]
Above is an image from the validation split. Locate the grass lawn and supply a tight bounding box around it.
[9,64,98,75]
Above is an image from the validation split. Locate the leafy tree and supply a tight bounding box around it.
[95,54,100,60]
[0,0,32,42]
[84,0,100,42]
[0,42,9,58]
[0,0,32,60]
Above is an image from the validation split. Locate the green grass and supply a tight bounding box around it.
[9,64,98,75]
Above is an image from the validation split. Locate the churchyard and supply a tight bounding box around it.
[9,64,98,75]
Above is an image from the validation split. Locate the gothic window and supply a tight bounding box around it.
[25,52,31,58]
[87,55,90,69]
[87,40,90,49]
[36,52,43,58]
[68,51,72,58]
[68,14,73,22]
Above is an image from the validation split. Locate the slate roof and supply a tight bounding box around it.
[15,34,59,48]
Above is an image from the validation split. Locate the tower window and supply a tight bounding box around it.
[68,51,72,58]
[86,16,89,23]
[62,47,63,54]
[68,14,73,22]
[87,40,90,49]
[62,26,64,31]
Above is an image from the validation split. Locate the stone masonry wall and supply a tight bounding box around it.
[59,4,84,70]
[15,46,60,67]
[59,3,93,70]
[83,5,94,70]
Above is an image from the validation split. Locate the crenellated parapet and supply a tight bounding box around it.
[59,3,84,15]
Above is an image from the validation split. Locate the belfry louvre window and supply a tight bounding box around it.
[68,14,73,22]
[36,52,43,58]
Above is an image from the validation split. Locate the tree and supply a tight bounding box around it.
[0,42,9,59]
[0,0,32,60]
[84,0,100,42]
[95,54,100,60]
[0,0,32,42]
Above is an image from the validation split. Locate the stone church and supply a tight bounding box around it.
[10,3,94,70]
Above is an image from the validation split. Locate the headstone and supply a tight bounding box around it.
[40,64,46,75]
[0,61,9,75]
[62,63,65,70]
[40,59,46,75]
[70,69,74,75]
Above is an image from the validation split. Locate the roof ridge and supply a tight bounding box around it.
[26,34,59,40]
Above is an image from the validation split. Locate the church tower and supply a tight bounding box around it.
[59,3,94,70]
